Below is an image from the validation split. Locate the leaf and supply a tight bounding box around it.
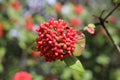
[64,56,85,78]
[0,64,4,73]
[7,6,24,24]
[96,54,110,65]
[0,47,6,63]
[73,32,85,56]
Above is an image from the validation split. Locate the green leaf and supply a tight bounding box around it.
[64,56,85,79]
[82,70,93,80]
[60,68,72,80]
[7,6,24,24]
[0,64,4,73]
[96,54,110,65]
[0,47,6,62]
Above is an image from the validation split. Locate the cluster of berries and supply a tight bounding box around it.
[36,19,78,62]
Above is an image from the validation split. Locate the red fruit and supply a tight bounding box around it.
[0,23,3,38]
[73,4,84,15]
[36,19,79,62]
[54,3,62,13]
[11,1,21,11]
[109,16,117,24]
[70,18,82,27]
[32,51,40,58]
[13,71,32,80]
[25,16,35,32]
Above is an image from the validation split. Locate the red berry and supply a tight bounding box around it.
[36,19,79,62]
[13,71,32,80]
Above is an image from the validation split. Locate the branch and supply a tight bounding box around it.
[99,18,120,53]
[94,3,120,54]
[104,3,120,21]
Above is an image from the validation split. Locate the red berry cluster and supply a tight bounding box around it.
[36,19,78,62]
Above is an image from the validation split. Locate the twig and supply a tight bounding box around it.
[94,3,120,54]
[104,3,120,21]
[99,18,120,53]
[100,10,106,18]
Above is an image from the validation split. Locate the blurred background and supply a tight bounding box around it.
[0,0,120,80]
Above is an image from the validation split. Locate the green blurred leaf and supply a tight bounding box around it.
[45,6,56,15]
[0,47,6,62]
[96,54,110,65]
[82,50,92,59]
[34,15,45,23]
[7,6,24,24]
[82,70,93,80]
[0,64,4,73]
[27,59,36,66]
[60,68,72,80]
[31,71,44,80]
[64,56,85,79]
[111,69,120,80]
[2,21,12,30]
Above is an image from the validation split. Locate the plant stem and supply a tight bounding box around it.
[104,3,120,21]
[99,18,120,53]
[95,3,120,54]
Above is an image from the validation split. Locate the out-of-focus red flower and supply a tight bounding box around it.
[0,23,4,38]
[108,16,117,24]
[70,18,82,27]
[13,71,32,80]
[54,3,62,13]
[32,50,40,58]
[36,19,79,62]
[11,1,21,11]
[73,4,84,15]
[25,16,35,32]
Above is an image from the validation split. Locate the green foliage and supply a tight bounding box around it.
[96,54,110,65]
[0,64,4,73]
[64,56,85,79]
[111,69,120,80]
[0,0,120,80]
